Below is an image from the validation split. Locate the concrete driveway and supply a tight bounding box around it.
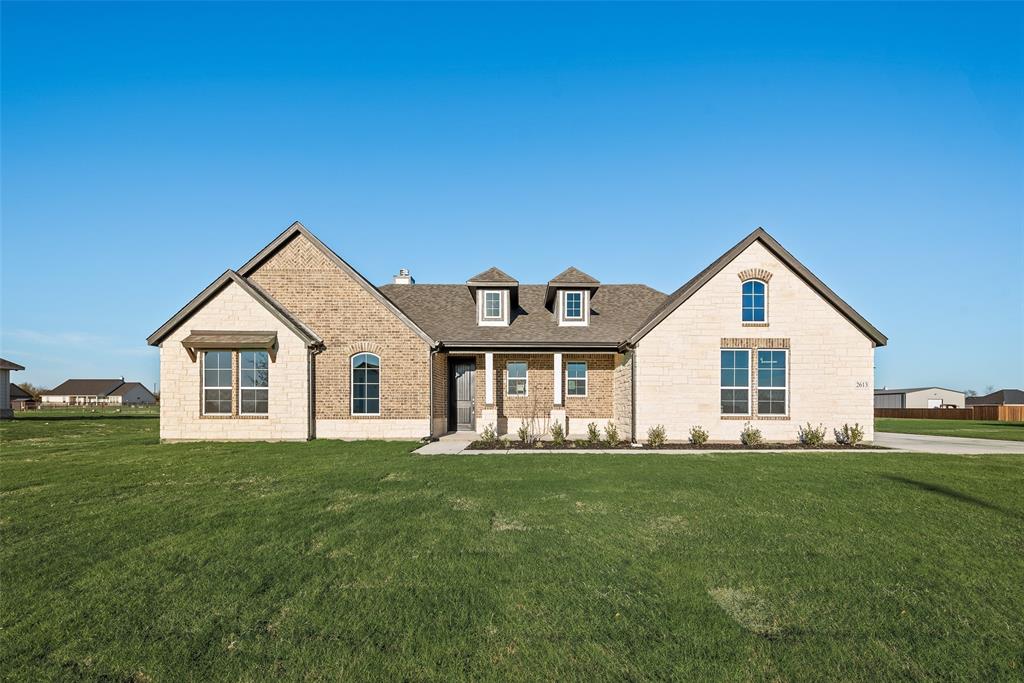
[873,432,1024,455]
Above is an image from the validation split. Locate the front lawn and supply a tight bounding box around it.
[2,413,1022,680]
[876,417,1024,441]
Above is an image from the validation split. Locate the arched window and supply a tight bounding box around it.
[351,353,380,415]
[742,280,766,322]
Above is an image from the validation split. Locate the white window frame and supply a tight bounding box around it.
[720,348,751,417]
[238,349,270,416]
[566,361,588,397]
[564,291,584,320]
[483,290,503,320]
[351,352,381,416]
[506,361,528,397]
[756,349,788,417]
[202,350,233,416]
[742,279,768,324]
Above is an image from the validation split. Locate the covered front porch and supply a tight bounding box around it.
[430,348,633,440]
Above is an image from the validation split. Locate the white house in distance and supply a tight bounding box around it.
[41,379,157,406]
[0,358,25,419]
[874,387,965,409]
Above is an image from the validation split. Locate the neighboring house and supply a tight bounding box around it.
[874,387,965,409]
[147,222,886,443]
[41,379,157,406]
[0,358,26,419]
[9,384,35,411]
[966,389,1024,407]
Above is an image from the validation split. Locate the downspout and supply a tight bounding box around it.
[428,346,435,439]
[630,343,638,443]
[308,343,324,441]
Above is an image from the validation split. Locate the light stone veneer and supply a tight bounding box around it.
[158,281,311,442]
[635,241,876,443]
[317,418,430,439]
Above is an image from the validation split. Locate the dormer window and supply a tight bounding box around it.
[483,291,502,320]
[564,291,583,320]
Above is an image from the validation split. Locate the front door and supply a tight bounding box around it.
[450,359,476,431]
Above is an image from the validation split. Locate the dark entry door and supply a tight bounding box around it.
[450,359,476,431]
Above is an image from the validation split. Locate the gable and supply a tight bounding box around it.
[239,222,434,345]
[628,229,886,347]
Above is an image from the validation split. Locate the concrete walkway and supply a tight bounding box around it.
[414,432,477,455]
[873,432,1024,455]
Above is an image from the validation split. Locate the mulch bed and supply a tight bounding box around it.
[467,440,879,450]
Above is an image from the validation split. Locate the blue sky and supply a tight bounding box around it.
[2,2,1021,392]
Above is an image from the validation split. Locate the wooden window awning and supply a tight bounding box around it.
[181,331,278,361]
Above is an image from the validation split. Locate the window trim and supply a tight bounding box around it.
[238,349,270,416]
[742,279,768,324]
[756,348,788,417]
[720,348,751,417]
[482,290,503,320]
[506,360,528,397]
[201,350,233,416]
[563,291,584,320]
[566,360,588,397]
[351,352,381,416]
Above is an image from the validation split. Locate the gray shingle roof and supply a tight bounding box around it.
[108,382,155,398]
[966,389,1024,406]
[547,267,599,285]
[380,283,666,347]
[873,387,963,395]
[44,379,125,397]
[466,267,518,285]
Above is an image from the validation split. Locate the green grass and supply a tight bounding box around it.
[2,413,1022,681]
[876,417,1024,441]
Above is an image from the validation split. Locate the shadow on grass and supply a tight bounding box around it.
[14,414,157,421]
[880,474,1022,520]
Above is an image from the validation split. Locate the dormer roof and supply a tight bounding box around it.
[545,267,600,306]
[466,267,518,287]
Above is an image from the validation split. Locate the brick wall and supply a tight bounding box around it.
[247,233,431,437]
[635,240,875,443]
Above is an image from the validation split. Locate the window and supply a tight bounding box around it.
[720,349,750,415]
[564,291,583,320]
[507,361,528,396]
[567,361,587,396]
[239,351,269,415]
[483,291,502,320]
[203,350,232,415]
[757,350,787,415]
[352,353,380,415]
[742,280,766,322]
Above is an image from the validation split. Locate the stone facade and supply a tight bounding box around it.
[247,233,431,439]
[158,281,311,441]
[634,240,875,443]
[612,352,633,437]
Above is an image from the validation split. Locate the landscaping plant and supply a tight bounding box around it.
[834,422,865,446]
[740,422,763,446]
[550,421,566,447]
[797,422,827,447]
[479,423,499,446]
[647,424,667,448]
[688,425,709,446]
[586,422,601,446]
[603,421,619,446]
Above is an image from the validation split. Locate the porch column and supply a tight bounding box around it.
[485,352,494,405]
[553,353,562,406]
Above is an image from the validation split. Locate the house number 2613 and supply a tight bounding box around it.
[856,381,869,388]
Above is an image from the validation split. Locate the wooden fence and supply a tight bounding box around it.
[875,406,1024,421]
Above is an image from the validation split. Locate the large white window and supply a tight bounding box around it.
[352,353,380,415]
[567,361,587,396]
[757,350,787,415]
[720,349,750,415]
[507,361,528,396]
[239,350,269,415]
[483,291,502,320]
[564,291,583,320]
[202,351,232,415]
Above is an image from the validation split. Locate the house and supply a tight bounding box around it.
[147,222,886,443]
[41,379,157,406]
[0,358,25,419]
[966,389,1024,407]
[874,387,965,409]
[9,384,35,411]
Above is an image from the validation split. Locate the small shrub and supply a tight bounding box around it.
[797,422,827,447]
[689,425,709,446]
[647,424,667,448]
[604,421,620,446]
[517,422,531,444]
[740,423,763,447]
[480,423,499,446]
[834,423,865,446]
[586,422,601,446]
[550,421,566,447]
